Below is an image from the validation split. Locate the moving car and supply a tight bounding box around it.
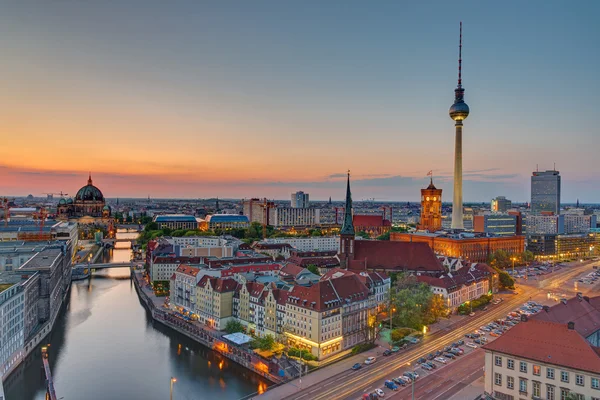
[351,363,362,370]
[365,356,376,365]
[391,346,401,353]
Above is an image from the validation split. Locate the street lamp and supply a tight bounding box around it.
[170,377,177,400]
[390,306,396,333]
[511,257,516,276]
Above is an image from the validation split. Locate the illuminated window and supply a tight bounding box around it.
[533,365,541,376]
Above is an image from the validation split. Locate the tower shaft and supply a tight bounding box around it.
[451,121,464,229]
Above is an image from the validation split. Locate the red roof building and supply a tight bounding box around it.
[353,214,391,238]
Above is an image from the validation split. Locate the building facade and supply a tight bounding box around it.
[391,232,525,263]
[491,196,512,213]
[242,198,275,225]
[196,276,237,330]
[531,169,561,215]
[0,282,24,378]
[291,192,310,208]
[200,215,250,231]
[473,214,518,236]
[268,207,320,228]
[153,215,198,230]
[170,265,201,317]
[419,179,443,232]
[526,215,565,235]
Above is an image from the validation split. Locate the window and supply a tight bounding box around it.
[547,368,555,380]
[519,378,527,394]
[533,381,540,397]
[507,376,514,389]
[576,374,584,386]
[495,373,502,386]
[560,388,569,400]
[520,361,527,373]
[593,377,600,389]
[495,355,502,367]
[547,385,555,400]
[507,359,514,370]
[561,371,569,383]
[533,365,541,376]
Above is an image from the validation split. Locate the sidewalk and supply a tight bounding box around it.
[448,375,485,400]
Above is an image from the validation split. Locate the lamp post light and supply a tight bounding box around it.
[170,377,177,400]
[511,257,516,276]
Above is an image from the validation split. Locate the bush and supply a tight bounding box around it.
[457,294,493,315]
[224,320,245,334]
[250,334,276,351]
[351,342,376,355]
[391,328,413,342]
[288,347,317,361]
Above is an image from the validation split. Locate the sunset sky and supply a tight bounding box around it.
[1,1,598,201]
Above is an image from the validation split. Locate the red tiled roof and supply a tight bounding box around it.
[291,250,337,258]
[350,241,444,273]
[287,275,369,312]
[417,263,492,291]
[532,295,600,338]
[279,263,305,278]
[197,276,237,293]
[246,282,266,297]
[175,264,200,277]
[271,288,289,305]
[483,319,600,374]
[357,271,390,288]
[353,214,384,227]
[287,255,340,268]
[320,268,355,281]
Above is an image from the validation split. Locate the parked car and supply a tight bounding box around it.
[425,361,437,369]
[474,339,483,345]
[383,350,392,356]
[469,312,475,316]
[352,363,362,370]
[402,372,413,381]
[409,337,420,344]
[375,388,385,397]
[417,357,427,364]
[391,346,401,353]
[427,353,436,360]
[457,339,465,345]
[421,363,432,371]
[443,352,456,359]
[412,371,420,379]
[434,357,447,364]
[392,377,406,386]
[466,342,478,349]
[385,380,399,391]
[365,356,376,365]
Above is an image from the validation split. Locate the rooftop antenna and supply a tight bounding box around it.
[554,162,556,171]
[536,164,539,172]
[458,21,463,88]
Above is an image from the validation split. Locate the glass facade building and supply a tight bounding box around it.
[531,170,561,215]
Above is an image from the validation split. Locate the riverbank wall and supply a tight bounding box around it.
[132,271,282,384]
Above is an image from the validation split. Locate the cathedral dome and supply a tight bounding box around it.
[75,174,104,202]
[59,198,67,205]
[103,205,110,211]
[67,198,74,204]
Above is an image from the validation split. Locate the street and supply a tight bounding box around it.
[271,259,598,400]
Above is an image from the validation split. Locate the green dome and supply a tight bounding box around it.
[75,174,104,202]
[59,198,67,205]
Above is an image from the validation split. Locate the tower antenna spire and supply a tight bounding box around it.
[458,21,463,87]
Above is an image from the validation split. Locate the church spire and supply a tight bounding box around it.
[340,171,355,235]
[88,172,93,185]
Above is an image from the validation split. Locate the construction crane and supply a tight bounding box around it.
[42,191,68,200]
[33,207,48,235]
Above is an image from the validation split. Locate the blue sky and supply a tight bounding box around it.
[0,1,598,201]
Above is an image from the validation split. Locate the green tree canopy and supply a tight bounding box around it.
[225,319,245,334]
[488,249,512,270]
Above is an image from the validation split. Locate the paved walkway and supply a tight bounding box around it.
[448,375,485,400]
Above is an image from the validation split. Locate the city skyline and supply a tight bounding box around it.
[1,1,598,201]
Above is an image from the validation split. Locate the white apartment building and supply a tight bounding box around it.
[564,214,597,234]
[150,256,202,282]
[268,208,320,228]
[484,318,600,400]
[526,215,565,235]
[263,237,340,252]
[170,265,201,315]
[0,282,24,379]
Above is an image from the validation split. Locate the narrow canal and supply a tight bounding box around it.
[4,230,269,400]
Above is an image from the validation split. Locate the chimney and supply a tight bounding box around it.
[568,321,575,330]
[520,314,528,322]
[543,305,550,312]
[584,296,590,303]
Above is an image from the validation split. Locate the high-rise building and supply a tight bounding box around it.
[473,214,518,236]
[242,198,275,225]
[449,23,469,230]
[531,169,561,215]
[418,178,443,232]
[491,196,512,212]
[291,191,309,208]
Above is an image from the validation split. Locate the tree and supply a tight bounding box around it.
[376,232,391,240]
[390,279,444,330]
[251,334,276,351]
[488,250,511,270]
[521,250,535,263]
[497,270,515,290]
[145,221,158,231]
[390,328,413,342]
[225,319,245,334]
[306,264,320,275]
[356,231,371,239]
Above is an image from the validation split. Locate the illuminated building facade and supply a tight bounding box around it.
[531,169,561,215]
[418,178,443,232]
[57,174,110,220]
[391,231,524,263]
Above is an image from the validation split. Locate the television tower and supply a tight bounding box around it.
[449,22,470,230]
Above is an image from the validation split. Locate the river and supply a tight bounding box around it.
[4,230,269,400]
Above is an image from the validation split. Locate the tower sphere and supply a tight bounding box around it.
[449,101,469,121]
